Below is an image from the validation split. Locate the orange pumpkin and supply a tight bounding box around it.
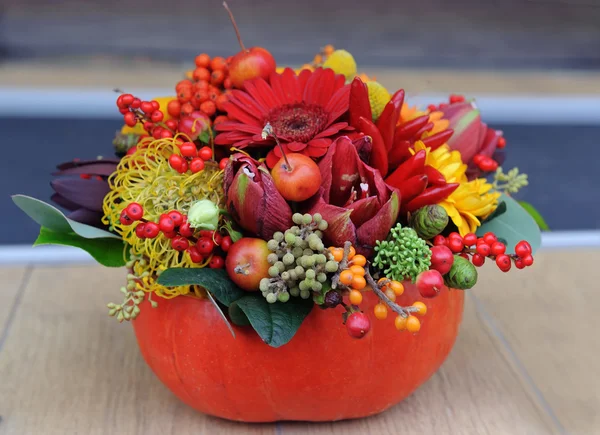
[133,282,464,422]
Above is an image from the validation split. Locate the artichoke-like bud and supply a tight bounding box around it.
[187,199,219,230]
[444,255,478,289]
[410,205,449,240]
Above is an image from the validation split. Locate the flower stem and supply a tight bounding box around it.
[364,267,418,318]
[223,2,246,52]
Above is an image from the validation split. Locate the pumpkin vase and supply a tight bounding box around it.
[133,283,464,422]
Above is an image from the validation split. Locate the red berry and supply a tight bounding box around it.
[126,146,137,156]
[130,98,141,109]
[165,119,178,131]
[167,211,184,227]
[463,233,477,246]
[200,100,216,116]
[416,269,444,298]
[177,159,189,174]
[219,158,229,170]
[198,146,213,161]
[152,127,163,139]
[196,237,214,255]
[160,129,173,139]
[159,215,175,233]
[495,254,511,272]
[522,255,534,267]
[497,136,506,149]
[151,100,160,111]
[143,121,154,132]
[121,94,134,106]
[190,157,205,173]
[448,232,462,241]
[151,110,164,122]
[459,253,469,259]
[483,232,497,245]
[180,142,197,158]
[125,202,144,220]
[163,230,177,239]
[187,246,204,263]
[490,241,506,256]
[199,230,214,238]
[134,223,146,238]
[171,236,190,251]
[209,255,225,269]
[473,154,485,165]
[212,232,223,246]
[143,222,160,238]
[221,235,232,252]
[167,100,181,118]
[116,94,126,109]
[346,312,371,339]
[448,238,464,253]
[471,253,485,266]
[515,240,532,258]
[140,101,154,114]
[433,235,446,246]
[169,154,184,171]
[515,258,525,269]
[119,210,133,226]
[449,94,465,103]
[195,53,210,68]
[124,112,137,127]
[427,104,437,112]
[479,157,498,172]
[476,243,491,256]
[119,107,130,115]
[179,222,194,237]
[430,245,454,275]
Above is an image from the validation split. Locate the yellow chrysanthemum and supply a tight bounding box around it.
[412,141,501,235]
[366,81,391,121]
[322,49,357,80]
[120,96,176,135]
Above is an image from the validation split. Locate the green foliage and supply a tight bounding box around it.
[373,224,431,282]
[518,201,550,231]
[443,255,478,290]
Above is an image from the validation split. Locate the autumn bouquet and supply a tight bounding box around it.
[12,3,544,422]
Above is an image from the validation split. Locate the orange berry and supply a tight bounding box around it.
[195,90,210,104]
[329,247,343,262]
[406,315,421,333]
[195,80,209,91]
[412,301,427,316]
[223,77,233,89]
[193,67,211,82]
[195,53,211,68]
[348,246,356,260]
[351,254,367,267]
[349,290,363,305]
[210,56,227,71]
[313,54,323,64]
[340,270,354,286]
[395,315,407,331]
[167,100,181,118]
[374,303,388,320]
[200,100,216,116]
[177,88,192,103]
[378,277,390,287]
[323,44,335,55]
[385,288,396,302]
[390,280,404,296]
[349,265,365,276]
[180,102,195,116]
[351,275,366,290]
[211,70,226,86]
[176,79,193,91]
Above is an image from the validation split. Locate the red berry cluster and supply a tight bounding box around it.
[116,93,176,140]
[427,94,466,112]
[167,53,232,123]
[433,232,534,272]
[168,141,229,174]
[118,202,232,269]
[473,154,499,172]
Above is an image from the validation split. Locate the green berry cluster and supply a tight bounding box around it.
[373,223,432,283]
[260,213,339,303]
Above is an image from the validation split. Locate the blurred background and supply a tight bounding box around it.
[1,0,599,244]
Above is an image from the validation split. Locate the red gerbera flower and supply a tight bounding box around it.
[215,67,350,167]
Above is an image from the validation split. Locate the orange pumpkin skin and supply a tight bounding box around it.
[133,282,464,422]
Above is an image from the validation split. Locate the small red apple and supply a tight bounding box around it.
[229,47,276,89]
[416,269,445,298]
[225,238,271,291]
[271,153,321,202]
[429,245,454,275]
[178,111,211,141]
[223,2,276,89]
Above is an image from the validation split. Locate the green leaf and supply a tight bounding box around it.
[481,200,507,224]
[518,201,550,231]
[34,227,126,267]
[198,130,211,144]
[234,294,313,348]
[476,193,542,255]
[205,291,236,338]
[228,302,251,326]
[157,268,245,306]
[12,195,119,239]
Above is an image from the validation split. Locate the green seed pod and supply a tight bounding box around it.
[187,199,219,230]
[410,205,449,240]
[444,255,478,289]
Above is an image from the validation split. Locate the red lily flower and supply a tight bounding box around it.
[215,67,350,167]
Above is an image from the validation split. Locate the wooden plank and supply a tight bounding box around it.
[279,294,560,435]
[0,265,274,435]
[473,249,600,435]
[0,267,29,346]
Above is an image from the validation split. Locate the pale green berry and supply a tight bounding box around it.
[259,278,270,292]
[281,271,290,281]
[314,230,323,238]
[302,256,315,268]
[266,293,277,304]
[292,213,304,225]
[325,260,339,272]
[268,266,280,277]
[289,270,298,281]
[305,269,316,280]
[315,254,327,264]
[313,213,322,223]
[278,292,290,303]
[267,239,279,251]
[292,247,304,258]
[290,286,300,297]
[317,272,327,282]
[285,232,296,244]
[311,281,322,292]
[294,265,304,276]
[275,261,285,272]
[299,280,309,291]
[300,290,311,299]
[318,221,328,231]
[267,253,279,264]
[302,213,313,225]
[273,232,284,242]
[282,253,295,265]
[308,238,321,250]
[303,248,314,257]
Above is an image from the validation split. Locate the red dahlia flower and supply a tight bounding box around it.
[215,67,350,167]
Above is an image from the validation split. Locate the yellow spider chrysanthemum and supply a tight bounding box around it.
[412,141,501,235]
[120,96,176,136]
[102,136,225,298]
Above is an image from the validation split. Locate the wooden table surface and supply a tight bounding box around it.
[0,249,598,434]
